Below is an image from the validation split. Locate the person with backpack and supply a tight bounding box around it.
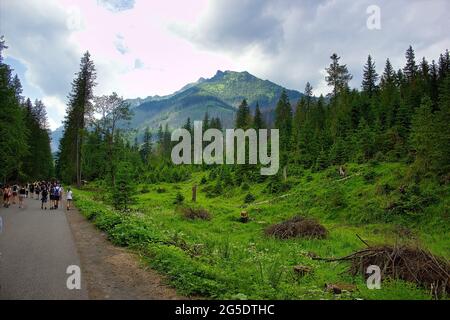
[29,183,34,199]
[49,184,55,210]
[54,184,62,210]
[18,185,26,209]
[41,187,48,210]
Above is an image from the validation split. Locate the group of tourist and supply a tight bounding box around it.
[1,181,73,210]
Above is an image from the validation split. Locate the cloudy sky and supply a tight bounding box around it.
[1,0,449,130]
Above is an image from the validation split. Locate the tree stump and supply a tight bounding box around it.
[293,265,312,277]
[240,210,249,223]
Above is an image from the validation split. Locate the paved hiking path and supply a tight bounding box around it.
[0,196,181,300]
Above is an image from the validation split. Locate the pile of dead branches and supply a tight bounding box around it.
[314,244,450,298]
[181,207,211,221]
[265,216,328,239]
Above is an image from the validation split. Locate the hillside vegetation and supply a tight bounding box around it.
[56,46,450,299]
[74,162,449,299]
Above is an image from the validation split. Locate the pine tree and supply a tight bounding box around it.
[203,112,210,132]
[58,51,96,185]
[0,37,29,182]
[380,59,395,88]
[430,60,439,108]
[379,59,401,129]
[434,75,450,173]
[304,82,313,107]
[253,102,266,131]
[140,127,152,164]
[275,90,293,160]
[326,53,353,97]
[362,55,379,96]
[354,118,375,162]
[112,162,136,211]
[410,96,437,173]
[183,117,192,133]
[403,46,418,81]
[235,99,251,129]
[315,149,329,171]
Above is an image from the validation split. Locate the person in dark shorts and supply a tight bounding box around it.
[35,183,40,200]
[54,184,61,210]
[41,187,48,210]
[19,185,26,208]
[29,183,34,199]
[49,184,55,210]
[12,184,18,205]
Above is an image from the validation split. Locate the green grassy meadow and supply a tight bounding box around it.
[74,162,449,300]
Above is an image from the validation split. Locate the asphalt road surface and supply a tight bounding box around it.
[0,196,88,299]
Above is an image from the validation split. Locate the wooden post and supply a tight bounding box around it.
[192,185,197,202]
[283,166,287,181]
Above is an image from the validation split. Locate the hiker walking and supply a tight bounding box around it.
[2,185,11,208]
[29,183,34,199]
[54,183,62,210]
[35,183,40,200]
[18,185,26,209]
[66,188,73,211]
[41,186,48,210]
[11,184,18,205]
[49,183,55,210]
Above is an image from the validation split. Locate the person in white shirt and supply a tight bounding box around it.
[66,188,73,211]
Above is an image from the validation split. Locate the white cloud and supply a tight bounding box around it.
[177,0,450,95]
[2,0,448,131]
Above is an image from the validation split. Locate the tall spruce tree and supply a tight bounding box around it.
[235,99,251,129]
[140,127,152,165]
[253,102,266,131]
[362,55,379,97]
[403,46,418,81]
[58,51,96,185]
[275,90,293,161]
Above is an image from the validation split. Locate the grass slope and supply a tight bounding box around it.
[74,162,449,300]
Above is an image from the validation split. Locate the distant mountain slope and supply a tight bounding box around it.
[129,70,303,134]
[50,126,64,153]
[51,70,304,150]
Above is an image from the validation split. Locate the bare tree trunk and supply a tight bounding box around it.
[192,185,197,202]
[76,132,80,187]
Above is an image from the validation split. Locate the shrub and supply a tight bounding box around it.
[265,176,291,194]
[174,192,185,205]
[112,162,137,211]
[140,185,150,194]
[156,187,167,193]
[376,183,395,195]
[244,193,256,204]
[363,170,377,183]
[241,182,250,191]
[326,187,346,209]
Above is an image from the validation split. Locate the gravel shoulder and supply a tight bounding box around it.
[65,206,184,300]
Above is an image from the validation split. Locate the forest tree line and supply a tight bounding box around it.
[0,37,54,183]
[55,45,450,200]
